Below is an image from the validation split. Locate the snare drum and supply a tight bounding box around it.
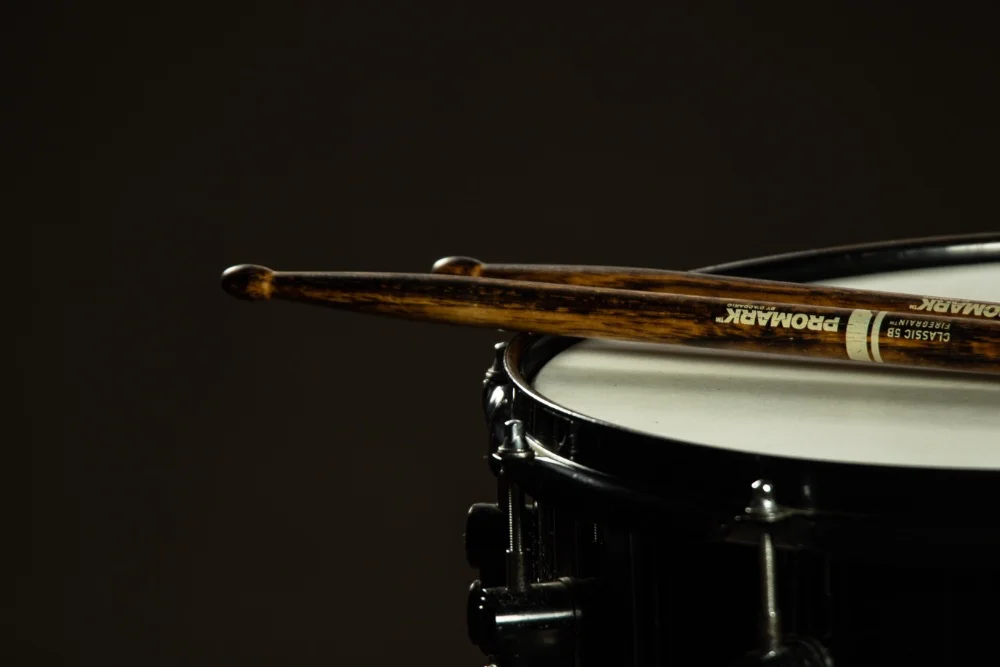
[464,234,1000,667]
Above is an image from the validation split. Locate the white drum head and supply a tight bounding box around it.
[532,262,1000,470]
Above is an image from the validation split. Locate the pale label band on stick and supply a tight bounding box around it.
[870,311,888,363]
[846,309,874,362]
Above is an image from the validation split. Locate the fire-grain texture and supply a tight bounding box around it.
[431,256,1000,321]
[221,265,1000,376]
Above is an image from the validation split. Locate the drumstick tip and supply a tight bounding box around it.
[431,256,484,276]
[221,264,275,300]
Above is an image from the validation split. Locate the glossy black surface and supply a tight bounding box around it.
[478,234,1000,666]
[467,579,584,662]
[465,503,506,588]
[698,231,1000,282]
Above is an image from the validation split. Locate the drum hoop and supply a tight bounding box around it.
[499,233,1000,522]
[697,231,1000,281]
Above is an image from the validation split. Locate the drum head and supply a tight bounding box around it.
[532,261,1000,470]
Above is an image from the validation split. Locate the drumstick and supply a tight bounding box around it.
[431,256,1000,321]
[220,264,1000,376]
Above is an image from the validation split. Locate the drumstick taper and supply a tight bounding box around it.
[221,264,1000,376]
[431,256,1000,321]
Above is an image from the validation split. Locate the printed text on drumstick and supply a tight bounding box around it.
[909,299,1000,318]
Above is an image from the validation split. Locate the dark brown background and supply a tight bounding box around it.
[11,4,998,666]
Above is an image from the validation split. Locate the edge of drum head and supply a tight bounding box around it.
[528,337,1000,471]
[507,337,1000,472]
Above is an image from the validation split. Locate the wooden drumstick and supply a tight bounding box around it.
[431,256,1000,322]
[221,264,1000,376]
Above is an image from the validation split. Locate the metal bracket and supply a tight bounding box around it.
[497,420,534,592]
[748,480,783,659]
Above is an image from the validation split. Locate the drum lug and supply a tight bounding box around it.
[753,481,783,659]
[496,420,534,593]
[466,420,590,665]
[732,636,833,667]
[745,478,791,524]
[467,577,589,664]
[483,341,513,454]
[483,341,509,406]
[737,480,833,667]
[465,503,506,588]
